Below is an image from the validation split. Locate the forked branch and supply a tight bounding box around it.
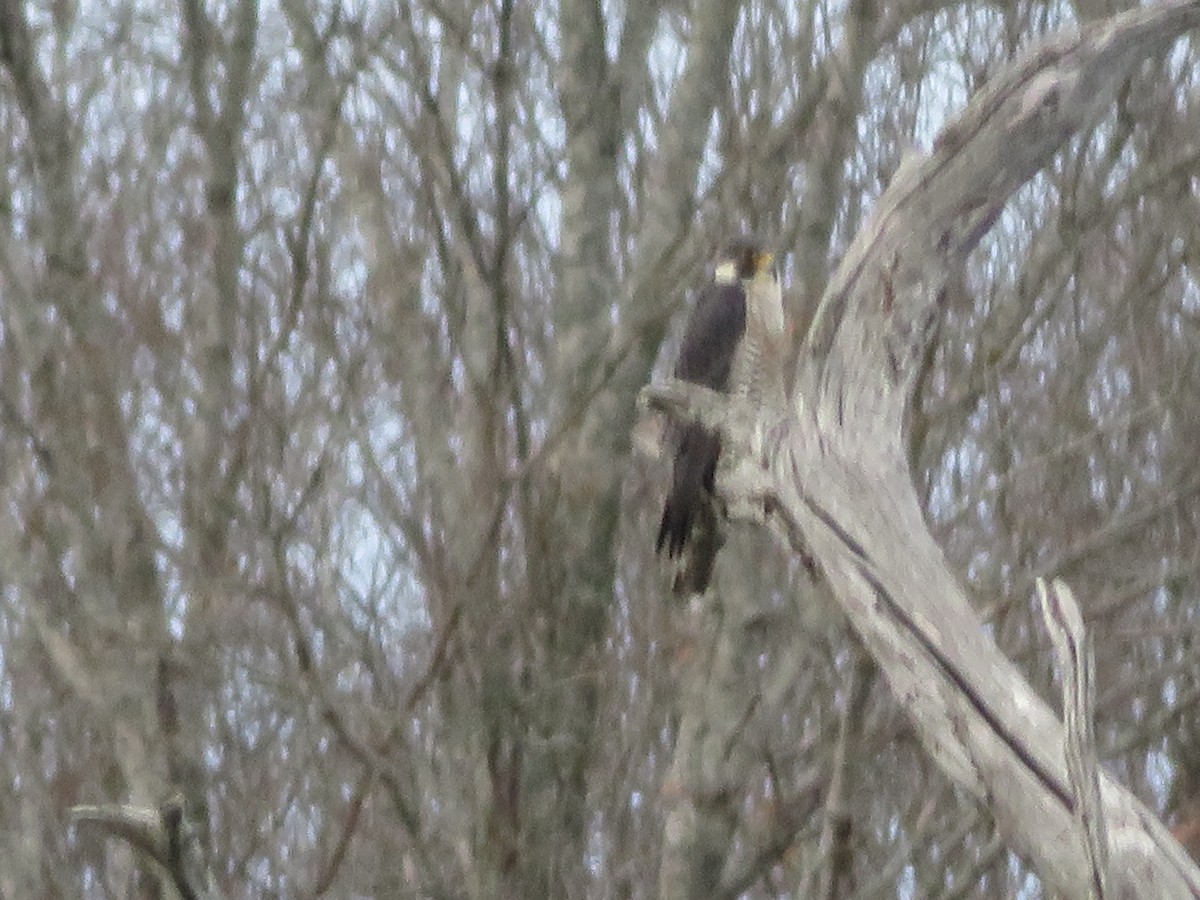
[72,796,214,900]
[646,3,1200,896]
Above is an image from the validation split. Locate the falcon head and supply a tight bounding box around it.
[714,238,777,285]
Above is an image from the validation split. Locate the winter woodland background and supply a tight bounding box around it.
[1,0,1199,896]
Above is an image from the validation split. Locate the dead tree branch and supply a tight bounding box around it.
[645,3,1200,895]
[71,797,215,900]
[1039,577,1109,899]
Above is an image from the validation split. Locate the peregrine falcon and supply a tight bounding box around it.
[656,238,785,596]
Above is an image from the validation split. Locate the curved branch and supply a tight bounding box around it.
[790,4,1200,896]
[72,796,214,900]
[805,0,1200,410]
[652,3,1200,896]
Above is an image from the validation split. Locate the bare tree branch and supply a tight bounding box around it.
[72,796,214,900]
[648,3,1200,895]
[1039,577,1109,899]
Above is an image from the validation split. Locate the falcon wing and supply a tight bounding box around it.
[656,281,747,596]
[675,282,747,389]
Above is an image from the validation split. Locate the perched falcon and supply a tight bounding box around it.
[656,238,786,596]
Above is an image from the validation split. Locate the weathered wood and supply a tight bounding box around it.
[1039,578,1109,899]
[645,3,1200,895]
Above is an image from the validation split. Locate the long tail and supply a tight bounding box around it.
[656,423,722,595]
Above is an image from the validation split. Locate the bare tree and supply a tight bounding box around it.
[1,0,1199,897]
[652,9,1200,895]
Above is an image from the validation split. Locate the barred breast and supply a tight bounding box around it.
[730,275,785,405]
